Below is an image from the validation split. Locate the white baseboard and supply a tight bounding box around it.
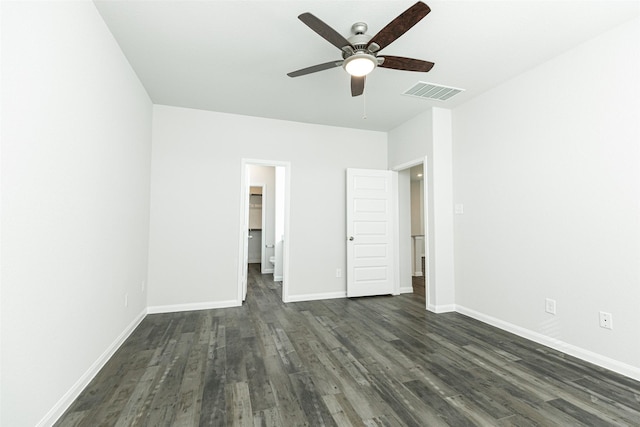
[455,305,640,382]
[37,308,147,427]
[274,275,283,282]
[287,291,347,303]
[262,267,274,274]
[399,286,414,294]
[147,299,239,314]
[427,303,456,313]
[413,272,423,277]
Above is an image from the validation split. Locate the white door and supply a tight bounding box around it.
[346,168,397,297]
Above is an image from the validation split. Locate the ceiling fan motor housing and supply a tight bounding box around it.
[345,23,374,55]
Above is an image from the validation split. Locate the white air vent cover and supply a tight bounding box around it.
[403,81,464,101]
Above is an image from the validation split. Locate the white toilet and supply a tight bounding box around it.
[269,256,276,266]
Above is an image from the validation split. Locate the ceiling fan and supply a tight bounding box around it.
[287,1,435,97]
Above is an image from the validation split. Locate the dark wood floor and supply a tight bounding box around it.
[412,256,426,297]
[412,275,425,297]
[55,264,640,426]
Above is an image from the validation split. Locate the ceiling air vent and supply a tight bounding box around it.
[403,81,464,101]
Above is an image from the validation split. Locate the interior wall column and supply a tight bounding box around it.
[429,107,455,312]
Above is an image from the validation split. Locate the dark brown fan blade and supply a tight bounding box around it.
[298,13,353,51]
[351,76,365,97]
[287,60,343,77]
[368,2,431,52]
[379,56,434,72]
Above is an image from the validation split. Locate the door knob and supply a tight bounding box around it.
[349,236,354,241]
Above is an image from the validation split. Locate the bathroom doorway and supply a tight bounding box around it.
[238,159,291,304]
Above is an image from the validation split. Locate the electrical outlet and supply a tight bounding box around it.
[336,268,342,278]
[141,280,145,292]
[545,298,556,315]
[599,311,613,330]
[124,293,129,307]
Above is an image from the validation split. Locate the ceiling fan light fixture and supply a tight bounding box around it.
[289,2,434,96]
[343,53,376,77]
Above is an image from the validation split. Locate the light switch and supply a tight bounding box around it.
[455,204,464,215]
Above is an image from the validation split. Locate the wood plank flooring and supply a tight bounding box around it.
[411,276,425,297]
[55,264,640,426]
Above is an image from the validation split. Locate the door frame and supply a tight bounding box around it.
[392,157,430,310]
[258,184,269,274]
[237,159,291,304]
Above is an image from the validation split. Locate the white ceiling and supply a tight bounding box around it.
[94,0,639,132]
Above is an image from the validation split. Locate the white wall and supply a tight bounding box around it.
[388,109,456,312]
[1,1,152,426]
[431,108,455,309]
[147,105,387,308]
[452,18,640,379]
[388,111,433,169]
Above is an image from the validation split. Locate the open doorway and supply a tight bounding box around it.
[409,165,426,297]
[393,157,429,308]
[237,159,291,304]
